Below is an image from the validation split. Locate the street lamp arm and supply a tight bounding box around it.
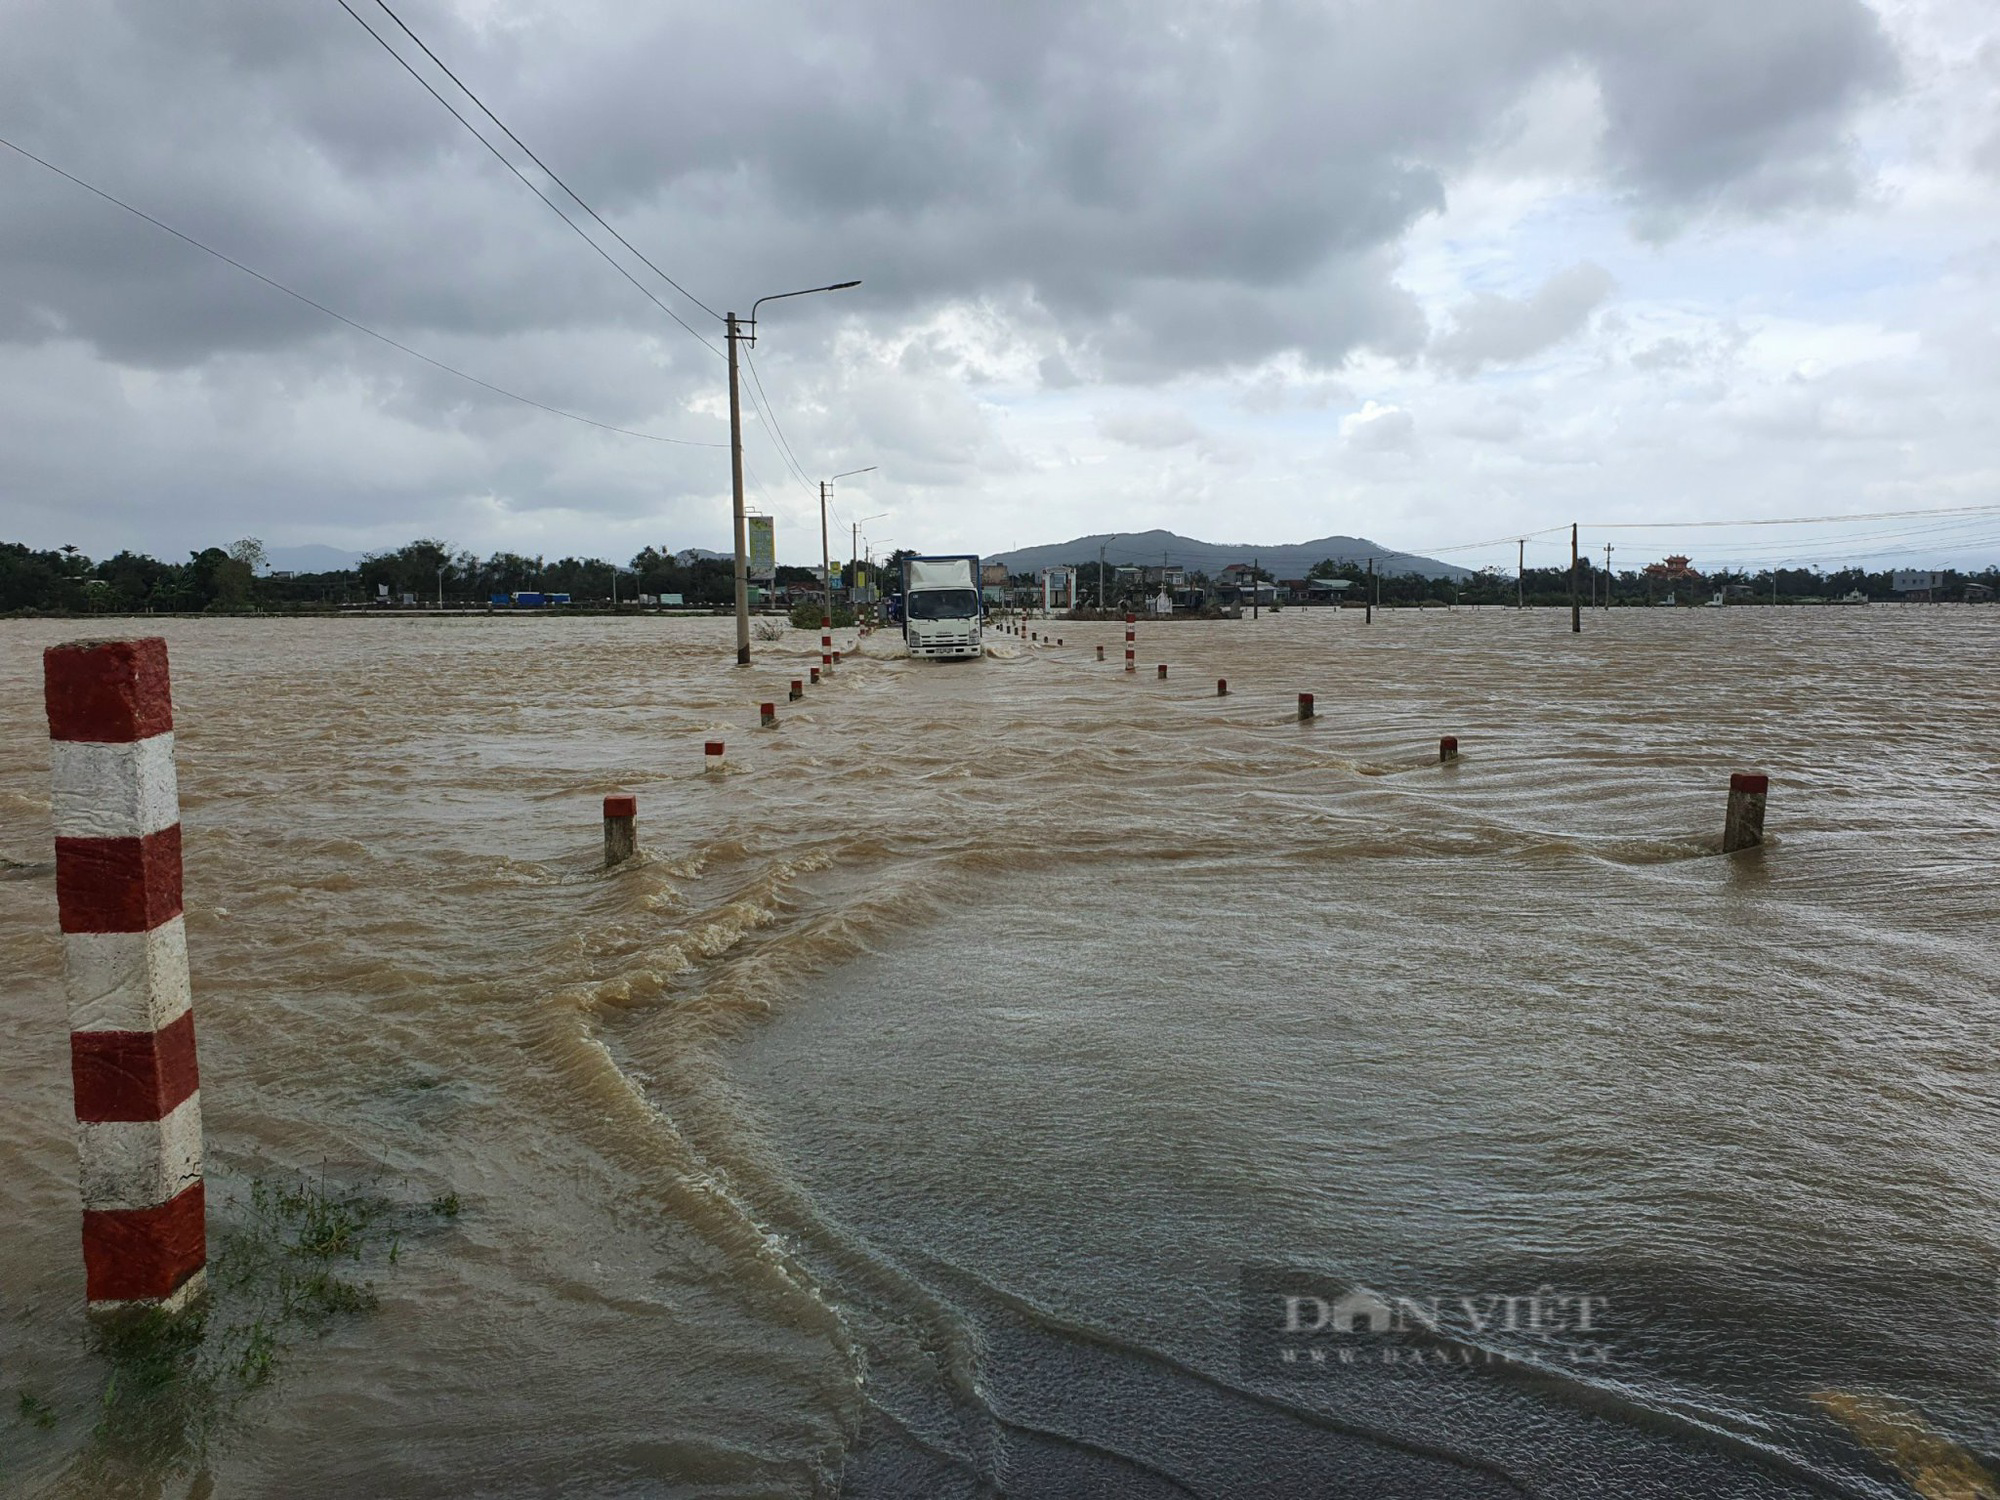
[748,280,862,338]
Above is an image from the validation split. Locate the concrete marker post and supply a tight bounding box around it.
[810,666,821,685]
[1440,736,1459,763]
[603,794,637,865]
[1218,679,1228,697]
[789,679,803,702]
[1724,773,1768,852]
[705,740,726,773]
[760,702,777,729]
[43,637,206,1318]
[1157,664,1167,680]
[1124,648,1136,674]
[1298,693,1315,721]
[1097,646,1104,661]
[832,651,842,666]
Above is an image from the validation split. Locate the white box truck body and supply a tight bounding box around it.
[902,555,984,659]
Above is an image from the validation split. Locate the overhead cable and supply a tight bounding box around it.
[336,0,723,359]
[367,0,721,323]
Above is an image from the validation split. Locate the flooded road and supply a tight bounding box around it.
[1,607,1994,1496]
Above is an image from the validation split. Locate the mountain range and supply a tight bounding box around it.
[982,529,1471,580]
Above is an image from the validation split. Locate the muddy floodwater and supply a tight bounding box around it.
[1,608,1995,1497]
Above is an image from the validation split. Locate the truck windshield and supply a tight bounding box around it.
[906,589,981,620]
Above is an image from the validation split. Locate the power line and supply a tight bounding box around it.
[1426,525,1571,555]
[366,0,721,324]
[1584,502,2000,528]
[336,0,723,359]
[740,347,818,495]
[0,133,726,448]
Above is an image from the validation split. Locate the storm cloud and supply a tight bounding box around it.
[3,0,1981,569]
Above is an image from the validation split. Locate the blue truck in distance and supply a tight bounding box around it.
[901,555,984,659]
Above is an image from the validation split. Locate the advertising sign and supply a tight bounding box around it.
[747,516,776,580]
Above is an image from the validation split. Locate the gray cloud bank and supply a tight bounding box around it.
[0,0,1903,553]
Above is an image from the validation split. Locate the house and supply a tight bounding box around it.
[1304,578,1355,602]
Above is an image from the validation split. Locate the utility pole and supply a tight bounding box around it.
[1253,556,1260,619]
[1518,538,1524,610]
[820,480,831,627]
[726,312,751,665]
[1366,557,1373,624]
[1099,543,1106,619]
[726,280,861,666]
[1570,523,1581,634]
[1603,542,1613,610]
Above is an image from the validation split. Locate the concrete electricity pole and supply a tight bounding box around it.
[1518,538,1524,610]
[821,466,876,626]
[726,280,861,666]
[1603,542,1613,609]
[1570,523,1581,633]
[726,312,750,664]
[1366,556,1374,624]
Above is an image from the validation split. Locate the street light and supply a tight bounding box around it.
[850,511,887,594]
[727,281,862,665]
[822,466,876,626]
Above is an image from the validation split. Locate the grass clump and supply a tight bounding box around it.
[58,1170,460,1488]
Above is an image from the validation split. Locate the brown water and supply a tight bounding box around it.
[1,608,1994,1498]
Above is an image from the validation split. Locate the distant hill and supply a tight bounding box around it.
[984,529,1471,580]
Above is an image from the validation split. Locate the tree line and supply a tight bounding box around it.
[0,537,823,614]
[5,535,1993,615]
[1051,555,1998,611]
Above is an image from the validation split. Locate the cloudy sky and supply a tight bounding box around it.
[4,0,1999,574]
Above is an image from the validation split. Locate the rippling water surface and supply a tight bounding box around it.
[1,607,1994,1497]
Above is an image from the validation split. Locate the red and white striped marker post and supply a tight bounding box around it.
[1440,736,1459,763]
[603,794,637,865]
[821,630,832,655]
[43,637,205,1318]
[810,666,821,685]
[789,679,803,702]
[1124,648,1136,673]
[1298,693,1315,721]
[1723,773,1768,852]
[705,740,726,772]
[832,650,842,666]
[822,651,833,673]
[1097,645,1104,661]
[1218,678,1228,697]
[760,701,777,728]
[1157,663,1167,680]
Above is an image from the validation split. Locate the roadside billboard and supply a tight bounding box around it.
[747,516,776,580]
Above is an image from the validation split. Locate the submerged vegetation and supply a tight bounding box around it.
[9,1171,461,1493]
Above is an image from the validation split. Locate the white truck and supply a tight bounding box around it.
[901,554,985,659]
